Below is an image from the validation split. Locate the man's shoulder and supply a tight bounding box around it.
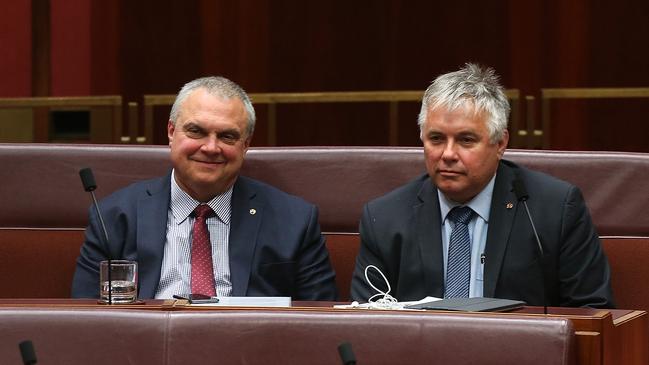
[236,175,314,208]
[501,160,574,191]
[99,174,169,207]
[367,174,430,209]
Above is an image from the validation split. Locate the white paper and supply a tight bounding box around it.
[191,296,291,307]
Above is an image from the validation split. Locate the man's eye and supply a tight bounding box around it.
[186,129,202,137]
[460,137,476,144]
[456,133,478,144]
[220,133,240,145]
[428,135,444,143]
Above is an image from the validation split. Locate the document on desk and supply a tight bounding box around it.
[191,297,291,307]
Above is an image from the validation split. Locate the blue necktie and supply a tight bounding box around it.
[445,206,474,298]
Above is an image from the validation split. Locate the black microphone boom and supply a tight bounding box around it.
[79,168,97,192]
[19,340,37,365]
[338,342,357,365]
[79,167,113,304]
[513,178,547,314]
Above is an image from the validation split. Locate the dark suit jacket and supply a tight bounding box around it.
[72,173,337,300]
[351,160,614,308]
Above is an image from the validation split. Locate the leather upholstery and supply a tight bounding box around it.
[0,307,576,365]
[2,145,649,235]
[0,144,648,305]
[0,308,167,364]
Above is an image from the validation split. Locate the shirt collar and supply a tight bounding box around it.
[438,173,496,224]
[170,169,233,225]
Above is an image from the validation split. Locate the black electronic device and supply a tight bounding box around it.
[173,294,220,304]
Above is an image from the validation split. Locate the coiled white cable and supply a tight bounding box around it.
[363,265,403,310]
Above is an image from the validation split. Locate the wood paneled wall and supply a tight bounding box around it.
[1,0,648,149]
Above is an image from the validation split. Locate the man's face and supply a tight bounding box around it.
[421,104,508,204]
[168,88,250,202]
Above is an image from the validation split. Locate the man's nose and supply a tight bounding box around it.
[201,135,222,153]
[441,141,458,160]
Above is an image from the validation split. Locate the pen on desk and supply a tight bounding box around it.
[173,294,220,304]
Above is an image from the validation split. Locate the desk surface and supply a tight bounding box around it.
[0,298,634,319]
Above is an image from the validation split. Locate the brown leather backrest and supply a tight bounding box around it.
[0,229,83,297]
[0,307,576,365]
[1,144,649,303]
[325,234,360,300]
[2,225,647,308]
[2,144,649,236]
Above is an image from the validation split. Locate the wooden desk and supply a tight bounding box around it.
[0,299,645,365]
[517,306,648,365]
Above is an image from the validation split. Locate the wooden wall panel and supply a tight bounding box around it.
[584,2,649,152]
[50,0,91,96]
[548,0,590,150]
[3,0,649,149]
[118,0,203,102]
[199,0,270,91]
[1,0,32,97]
[90,1,121,95]
[265,1,511,145]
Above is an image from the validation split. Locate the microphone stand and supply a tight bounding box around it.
[79,168,113,305]
[513,178,548,315]
[520,199,547,315]
[89,189,112,305]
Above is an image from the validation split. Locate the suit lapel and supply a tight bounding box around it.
[414,179,445,298]
[483,162,518,297]
[136,173,172,299]
[228,177,263,296]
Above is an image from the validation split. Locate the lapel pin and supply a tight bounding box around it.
[249,208,257,215]
[506,202,513,209]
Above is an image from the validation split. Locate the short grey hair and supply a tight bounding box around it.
[169,76,256,136]
[417,63,510,143]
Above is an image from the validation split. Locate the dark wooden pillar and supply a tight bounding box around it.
[31,0,50,96]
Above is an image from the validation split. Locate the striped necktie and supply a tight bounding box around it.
[445,206,474,298]
[191,204,216,296]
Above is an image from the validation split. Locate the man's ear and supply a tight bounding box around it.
[497,129,509,158]
[167,121,175,146]
[243,135,251,153]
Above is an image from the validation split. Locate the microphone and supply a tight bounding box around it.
[19,340,37,365]
[337,342,357,365]
[512,178,547,314]
[79,167,113,304]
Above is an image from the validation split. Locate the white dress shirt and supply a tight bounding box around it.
[155,169,233,299]
[438,174,496,297]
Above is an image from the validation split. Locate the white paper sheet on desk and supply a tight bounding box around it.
[191,296,291,307]
[333,296,442,310]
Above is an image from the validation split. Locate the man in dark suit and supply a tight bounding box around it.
[351,64,614,308]
[72,76,337,300]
